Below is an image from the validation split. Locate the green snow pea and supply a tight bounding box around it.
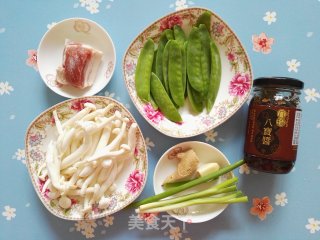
[152,49,157,74]
[150,95,158,110]
[187,80,203,113]
[150,73,182,122]
[182,41,187,95]
[196,11,211,31]
[155,30,172,85]
[164,28,174,40]
[173,25,186,45]
[186,27,204,94]
[162,40,173,93]
[168,40,184,107]
[198,24,212,96]
[135,38,155,102]
[206,40,221,112]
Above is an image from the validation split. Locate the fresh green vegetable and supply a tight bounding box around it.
[168,40,184,107]
[182,41,187,95]
[155,31,169,85]
[132,159,245,207]
[162,40,172,93]
[187,81,203,113]
[152,49,157,74]
[198,24,212,96]
[196,11,211,31]
[150,72,182,122]
[173,25,186,45]
[135,38,155,102]
[164,28,174,40]
[137,192,248,213]
[186,27,204,94]
[150,95,158,110]
[139,178,238,211]
[206,39,221,112]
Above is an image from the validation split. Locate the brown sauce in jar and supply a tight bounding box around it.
[244,77,304,173]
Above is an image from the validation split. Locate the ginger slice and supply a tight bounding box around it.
[163,149,199,184]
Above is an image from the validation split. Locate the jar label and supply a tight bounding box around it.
[244,104,301,161]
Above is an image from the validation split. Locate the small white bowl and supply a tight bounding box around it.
[38,18,116,98]
[153,141,232,223]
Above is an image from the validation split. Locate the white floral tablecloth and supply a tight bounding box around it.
[1,0,320,239]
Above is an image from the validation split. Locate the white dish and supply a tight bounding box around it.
[123,7,253,138]
[25,96,148,220]
[153,141,232,223]
[38,18,116,98]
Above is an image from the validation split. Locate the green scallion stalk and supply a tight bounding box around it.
[139,177,238,211]
[132,159,245,207]
[137,192,248,213]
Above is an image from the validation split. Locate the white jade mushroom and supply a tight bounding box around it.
[59,196,72,209]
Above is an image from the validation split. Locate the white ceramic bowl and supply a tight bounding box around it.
[25,96,147,220]
[38,18,116,98]
[153,141,232,223]
[123,7,253,138]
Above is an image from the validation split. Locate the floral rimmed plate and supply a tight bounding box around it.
[153,141,233,223]
[38,18,116,98]
[25,96,147,220]
[123,7,253,138]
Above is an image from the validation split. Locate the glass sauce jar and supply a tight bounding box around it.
[244,77,304,174]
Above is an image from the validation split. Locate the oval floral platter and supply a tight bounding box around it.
[25,96,148,220]
[123,7,253,138]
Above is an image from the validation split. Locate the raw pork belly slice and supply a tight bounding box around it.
[56,40,103,89]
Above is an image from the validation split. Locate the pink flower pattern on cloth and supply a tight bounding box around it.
[229,73,251,96]
[26,49,38,70]
[252,32,274,54]
[125,170,145,194]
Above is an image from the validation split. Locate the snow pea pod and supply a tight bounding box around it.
[164,29,174,40]
[173,25,186,45]
[152,49,157,74]
[168,40,184,107]
[150,73,182,122]
[198,24,212,96]
[206,40,221,112]
[186,27,204,94]
[150,95,158,110]
[162,40,173,93]
[135,38,155,102]
[182,41,187,95]
[155,30,172,85]
[187,81,203,113]
[196,11,211,31]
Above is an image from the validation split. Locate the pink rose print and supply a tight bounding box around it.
[26,49,38,71]
[139,212,159,224]
[229,73,251,96]
[29,132,44,147]
[227,52,236,62]
[125,60,136,76]
[212,22,224,37]
[160,15,182,31]
[143,103,164,124]
[71,99,93,111]
[39,177,50,199]
[252,32,274,54]
[125,170,145,194]
[134,147,139,157]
